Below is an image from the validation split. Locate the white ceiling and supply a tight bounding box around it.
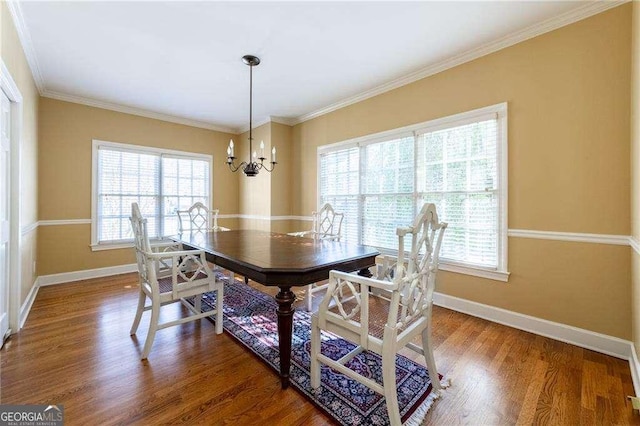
[9,1,619,133]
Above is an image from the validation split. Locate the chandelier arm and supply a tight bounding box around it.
[227,160,247,173]
[259,160,278,173]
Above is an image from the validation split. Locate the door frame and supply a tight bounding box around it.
[1,58,23,334]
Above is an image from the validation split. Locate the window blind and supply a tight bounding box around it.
[361,136,414,250]
[319,147,359,243]
[161,156,210,236]
[97,148,160,242]
[317,104,505,272]
[94,142,211,245]
[417,118,498,267]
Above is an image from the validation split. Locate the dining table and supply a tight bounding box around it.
[173,229,379,389]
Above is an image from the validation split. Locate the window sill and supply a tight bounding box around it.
[374,248,509,282]
[439,262,510,282]
[90,242,134,252]
[91,238,175,252]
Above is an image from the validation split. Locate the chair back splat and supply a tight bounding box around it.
[177,201,229,233]
[396,202,446,330]
[314,203,344,240]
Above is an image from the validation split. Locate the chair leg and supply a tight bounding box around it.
[141,298,160,360]
[215,287,223,334]
[305,284,313,312]
[310,314,321,391]
[382,348,401,425]
[194,294,202,313]
[244,276,249,284]
[422,323,441,391]
[130,289,146,335]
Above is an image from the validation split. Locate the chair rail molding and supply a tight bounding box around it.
[28,221,637,247]
[39,219,92,226]
[20,221,38,236]
[630,236,640,256]
[224,214,314,221]
[508,229,630,246]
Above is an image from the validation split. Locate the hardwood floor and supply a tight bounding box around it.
[1,273,638,425]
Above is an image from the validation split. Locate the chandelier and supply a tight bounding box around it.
[226,55,276,177]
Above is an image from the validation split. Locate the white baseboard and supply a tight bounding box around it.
[433,292,632,360]
[27,263,640,393]
[630,344,640,397]
[37,263,138,287]
[19,280,39,329]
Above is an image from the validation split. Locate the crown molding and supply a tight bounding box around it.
[236,116,297,135]
[237,117,270,135]
[293,0,629,125]
[7,1,237,134]
[270,116,298,127]
[41,90,236,133]
[8,0,628,131]
[6,0,45,93]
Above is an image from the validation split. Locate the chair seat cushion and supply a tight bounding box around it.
[156,272,208,294]
[327,294,390,339]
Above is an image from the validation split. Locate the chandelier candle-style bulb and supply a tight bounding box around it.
[227,140,234,158]
[226,54,278,176]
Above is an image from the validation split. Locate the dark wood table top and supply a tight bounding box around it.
[175,229,380,286]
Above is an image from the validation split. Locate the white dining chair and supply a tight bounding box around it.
[288,203,344,311]
[177,201,229,233]
[310,203,447,425]
[177,201,238,282]
[130,202,224,359]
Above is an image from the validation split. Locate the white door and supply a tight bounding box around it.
[0,89,10,343]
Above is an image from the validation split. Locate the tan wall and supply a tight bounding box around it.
[37,98,239,275]
[292,5,632,338]
[236,121,295,232]
[631,1,640,355]
[270,122,292,218]
[237,123,270,230]
[2,1,40,307]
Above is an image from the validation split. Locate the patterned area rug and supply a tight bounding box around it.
[197,276,444,425]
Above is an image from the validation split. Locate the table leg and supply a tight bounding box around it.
[358,267,373,278]
[275,286,295,389]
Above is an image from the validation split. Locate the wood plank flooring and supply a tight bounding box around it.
[1,273,638,425]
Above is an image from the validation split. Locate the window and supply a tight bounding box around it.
[91,140,212,249]
[318,103,508,281]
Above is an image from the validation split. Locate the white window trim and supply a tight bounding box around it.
[90,139,213,250]
[317,102,509,282]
